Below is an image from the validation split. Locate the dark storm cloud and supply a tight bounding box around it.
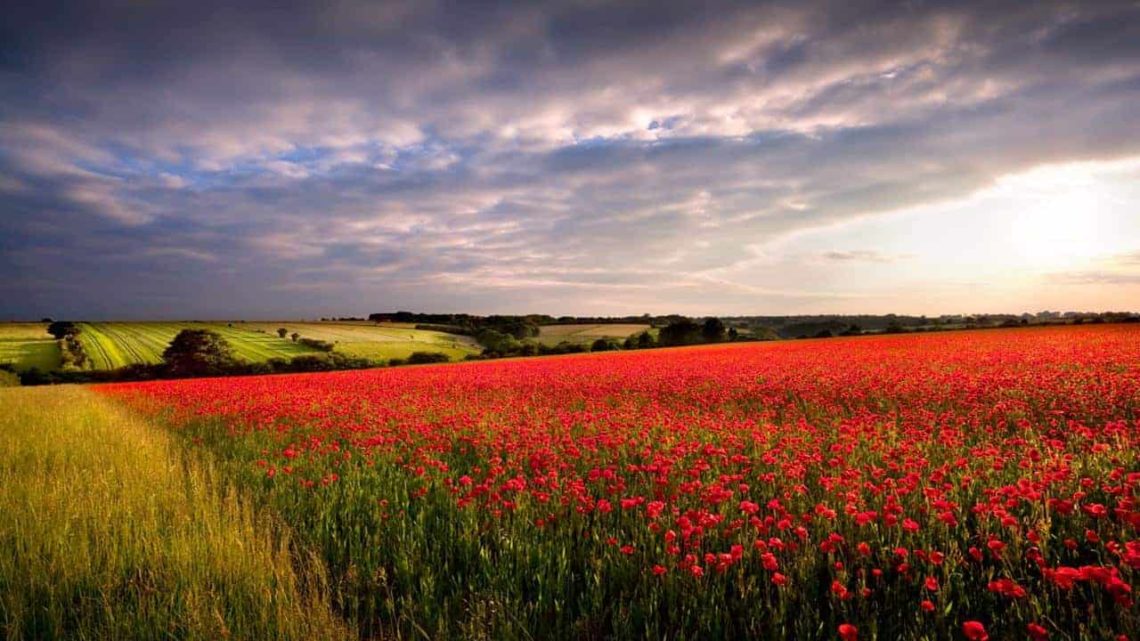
[1,0,1139,317]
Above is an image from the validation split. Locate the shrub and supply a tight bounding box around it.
[298,338,335,352]
[590,338,620,352]
[406,352,450,365]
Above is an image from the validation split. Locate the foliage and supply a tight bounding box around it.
[405,351,451,365]
[702,317,727,342]
[657,319,703,346]
[59,335,88,369]
[46,321,80,339]
[590,338,620,352]
[162,329,238,377]
[298,337,336,352]
[475,328,522,355]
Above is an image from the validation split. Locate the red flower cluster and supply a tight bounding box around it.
[98,325,1140,639]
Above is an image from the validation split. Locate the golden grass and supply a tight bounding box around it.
[0,386,353,641]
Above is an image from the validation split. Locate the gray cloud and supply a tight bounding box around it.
[2,0,1139,318]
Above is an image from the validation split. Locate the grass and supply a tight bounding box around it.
[0,385,351,641]
[0,323,60,371]
[78,322,328,369]
[75,321,480,370]
[241,321,482,361]
[536,323,651,346]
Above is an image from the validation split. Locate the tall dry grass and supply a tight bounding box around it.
[0,385,352,641]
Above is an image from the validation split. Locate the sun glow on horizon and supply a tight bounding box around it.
[1002,162,1127,270]
[755,155,1140,313]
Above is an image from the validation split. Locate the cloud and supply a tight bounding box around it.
[1052,271,1140,286]
[820,250,911,263]
[1111,251,1140,265]
[1,0,1139,317]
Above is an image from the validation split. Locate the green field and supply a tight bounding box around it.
[78,322,322,370]
[535,323,652,346]
[0,323,60,371]
[70,321,481,370]
[243,322,482,361]
[0,386,350,641]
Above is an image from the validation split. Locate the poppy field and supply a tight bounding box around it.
[97,325,1140,640]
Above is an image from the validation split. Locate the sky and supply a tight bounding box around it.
[1,0,1139,320]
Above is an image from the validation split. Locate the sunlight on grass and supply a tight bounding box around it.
[0,386,352,641]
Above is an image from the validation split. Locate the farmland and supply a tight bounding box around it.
[78,322,320,369]
[0,320,481,372]
[0,323,59,371]
[536,323,652,346]
[97,325,1140,640]
[240,322,481,361]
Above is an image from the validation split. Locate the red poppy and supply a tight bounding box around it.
[962,621,988,641]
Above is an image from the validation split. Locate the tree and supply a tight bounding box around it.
[484,316,539,339]
[658,319,702,346]
[474,328,521,355]
[728,327,739,340]
[591,338,619,352]
[291,332,300,342]
[701,318,726,342]
[47,321,80,339]
[637,331,655,348]
[162,329,237,377]
[277,327,288,339]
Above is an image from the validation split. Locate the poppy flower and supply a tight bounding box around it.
[963,621,988,641]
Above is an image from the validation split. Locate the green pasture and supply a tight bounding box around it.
[77,322,320,370]
[70,321,479,370]
[0,323,60,371]
[242,321,482,361]
[535,323,652,346]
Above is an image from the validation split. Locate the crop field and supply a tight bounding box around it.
[536,323,652,346]
[241,322,481,361]
[97,325,1140,640]
[72,321,478,370]
[77,322,320,369]
[0,323,60,371]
